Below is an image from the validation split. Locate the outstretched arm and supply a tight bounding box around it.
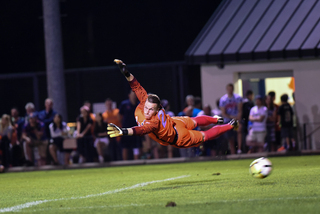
[107,122,157,138]
[107,123,134,138]
[114,59,134,81]
[114,59,148,103]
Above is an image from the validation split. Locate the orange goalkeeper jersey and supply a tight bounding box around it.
[129,78,177,146]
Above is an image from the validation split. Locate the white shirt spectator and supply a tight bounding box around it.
[49,122,70,138]
[249,106,268,132]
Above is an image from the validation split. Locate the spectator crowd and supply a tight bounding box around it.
[0,84,296,171]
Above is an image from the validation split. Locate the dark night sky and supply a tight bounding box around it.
[1,0,222,74]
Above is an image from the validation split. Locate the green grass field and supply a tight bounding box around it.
[0,156,319,214]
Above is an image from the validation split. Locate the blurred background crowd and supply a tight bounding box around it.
[0,82,296,170]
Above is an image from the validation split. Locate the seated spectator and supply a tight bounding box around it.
[11,107,24,142]
[10,108,25,166]
[0,114,14,168]
[21,113,48,166]
[49,114,70,165]
[24,102,36,126]
[94,113,109,163]
[183,95,195,116]
[76,105,94,163]
[193,96,202,116]
[246,95,268,153]
[179,95,198,158]
[142,135,160,159]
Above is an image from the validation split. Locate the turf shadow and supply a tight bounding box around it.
[256,181,277,186]
[165,178,229,186]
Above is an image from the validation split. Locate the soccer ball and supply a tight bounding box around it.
[249,157,272,179]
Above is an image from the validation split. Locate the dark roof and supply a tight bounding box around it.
[186,0,320,64]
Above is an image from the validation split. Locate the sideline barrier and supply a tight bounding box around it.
[6,150,320,173]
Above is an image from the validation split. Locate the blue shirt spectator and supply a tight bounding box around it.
[37,98,57,139]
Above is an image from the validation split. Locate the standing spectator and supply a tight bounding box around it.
[268,91,281,148]
[38,98,57,139]
[94,113,109,163]
[83,100,96,135]
[103,98,121,160]
[119,91,143,160]
[76,106,94,163]
[197,105,227,156]
[38,98,56,165]
[241,90,254,153]
[103,98,121,127]
[21,113,47,166]
[265,95,277,152]
[220,83,243,154]
[49,114,70,165]
[160,99,176,158]
[277,94,295,151]
[246,95,268,153]
[83,100,96,120]
[0,114,14,168]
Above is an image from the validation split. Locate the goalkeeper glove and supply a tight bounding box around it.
[213,115,224,124]
[114,59,131,77]
[107,123,128,138]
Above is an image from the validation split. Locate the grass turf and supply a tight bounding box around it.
[0,155,319,214]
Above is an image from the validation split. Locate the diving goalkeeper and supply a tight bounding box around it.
[107,59,239,149]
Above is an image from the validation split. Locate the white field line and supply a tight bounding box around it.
[0,175,190,213]
[20,195,320,212]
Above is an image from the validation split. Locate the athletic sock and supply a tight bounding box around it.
[203,124,233,141]
[98,155,104,163]
[193,115,218,126]
[79,156,84,164]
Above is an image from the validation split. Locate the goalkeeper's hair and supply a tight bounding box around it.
[147,94,161,110]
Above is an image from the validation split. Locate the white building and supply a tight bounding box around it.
[186,0,320,150]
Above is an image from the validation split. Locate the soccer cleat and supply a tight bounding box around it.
[228,119,239,131]
[114,59,131,77]
[213,115,224,124]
